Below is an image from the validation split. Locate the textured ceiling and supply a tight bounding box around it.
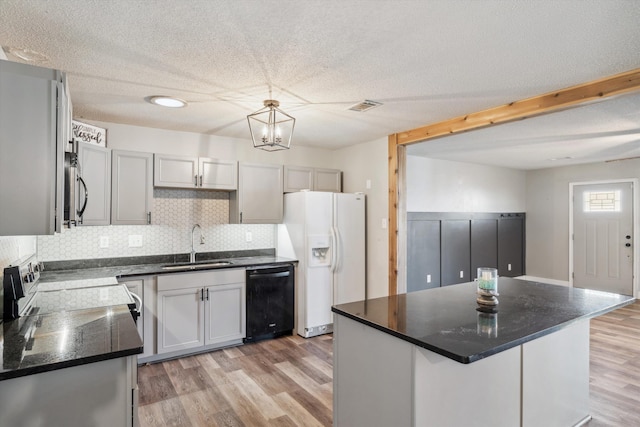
[1,0,640,167]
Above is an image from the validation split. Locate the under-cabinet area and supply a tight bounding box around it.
[407,212,525,292]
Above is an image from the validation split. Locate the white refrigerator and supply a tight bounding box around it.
[278,191,366,338]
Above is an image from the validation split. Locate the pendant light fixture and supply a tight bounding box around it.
[247,100,295,151]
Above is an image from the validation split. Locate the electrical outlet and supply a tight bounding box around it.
[245,231,253,242]
[128,235,143,247]
[99,236,109,248]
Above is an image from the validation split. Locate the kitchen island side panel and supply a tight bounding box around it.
[333,314,413,427]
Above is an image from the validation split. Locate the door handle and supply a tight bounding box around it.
[626,235,631,239]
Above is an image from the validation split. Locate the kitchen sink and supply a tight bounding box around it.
[161,261,233,271]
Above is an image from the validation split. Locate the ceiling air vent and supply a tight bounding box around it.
[348,100,382,112]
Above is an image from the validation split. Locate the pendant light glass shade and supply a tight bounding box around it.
[247,100,295,151]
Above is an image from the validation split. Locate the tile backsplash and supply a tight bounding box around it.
[0,236,36,269]
[37,189,276,261]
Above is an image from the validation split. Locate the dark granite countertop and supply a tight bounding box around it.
[39,251,297,283]
[2,250,294,381]
[0,305,143,381]
[332,278,635,364]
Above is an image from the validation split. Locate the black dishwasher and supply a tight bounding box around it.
[244,264,295,343]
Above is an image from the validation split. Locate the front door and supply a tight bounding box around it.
[573,182,633,295]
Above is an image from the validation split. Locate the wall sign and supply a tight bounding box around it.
[72,120,107,147]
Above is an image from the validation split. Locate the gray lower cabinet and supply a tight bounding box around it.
[230,162,283,223]
[77,142,111,225]
[0,59,69,235]
[111,149,153,225]
[498,215,525,277]
[156,269,245,356]
[441,220,471,286]
[407,220,440,291]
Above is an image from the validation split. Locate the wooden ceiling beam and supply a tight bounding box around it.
[396,68,640,146]
[388,67,640,295]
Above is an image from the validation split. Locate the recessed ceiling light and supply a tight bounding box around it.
[549,156,574,161]
[147,96,187,108]
[6,47,49,63]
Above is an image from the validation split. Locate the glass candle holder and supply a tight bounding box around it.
[477,267,498,294]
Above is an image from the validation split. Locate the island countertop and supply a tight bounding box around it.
[332,277,635,363]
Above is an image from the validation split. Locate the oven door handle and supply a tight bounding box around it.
[128,291,142,311]
[76,175,88,221]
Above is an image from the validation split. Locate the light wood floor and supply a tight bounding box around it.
[138,301,640,427]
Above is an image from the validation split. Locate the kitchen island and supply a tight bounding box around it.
[331,278,634,427]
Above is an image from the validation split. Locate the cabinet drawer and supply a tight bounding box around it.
[158,268,245,291]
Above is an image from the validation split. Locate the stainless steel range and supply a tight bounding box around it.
[3,255,139,324]
[2,254,42,321]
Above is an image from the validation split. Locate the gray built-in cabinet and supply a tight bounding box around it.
[111,149,153,225]
[0,59,70,235]
[230,162,283,224]
[407,212,525,291]
[153,154,237,190]
[156,269,245,355]
[77,142,111,226]
[283,165,342,193]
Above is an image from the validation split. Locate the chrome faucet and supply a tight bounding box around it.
[190,224,204,263]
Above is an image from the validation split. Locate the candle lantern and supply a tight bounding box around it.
[476,267,499,311]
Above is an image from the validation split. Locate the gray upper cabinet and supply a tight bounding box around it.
[283,165,314,192]
[111,149,153,225]
[199,157,237,190]
[0,59,69,235]
[314,168,342,192]
[230,162,283,224]
[154,154,198,188]
[77,142,111,226]
[283,165,342,193]
[154,154,237,190]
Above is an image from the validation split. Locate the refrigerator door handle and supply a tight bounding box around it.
[330,226,338,272]
[333,226,341,272]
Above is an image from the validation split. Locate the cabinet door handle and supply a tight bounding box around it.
[147,212,151,224]
[200,288,204,301]
[199,175,203,187]
[195,175,198,187]
[240,212,243,223]
[206,288,209,300]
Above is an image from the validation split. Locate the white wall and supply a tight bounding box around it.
[91,120,335,167]
[333,137,389,299]
[407,156,527,212]
[526,158,640,282]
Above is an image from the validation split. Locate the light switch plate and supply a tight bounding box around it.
[99,236,109,248]
[245,231,253,242]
